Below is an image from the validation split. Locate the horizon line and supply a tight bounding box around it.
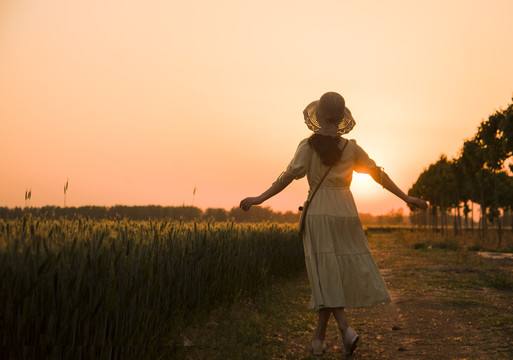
[0,203,408,216]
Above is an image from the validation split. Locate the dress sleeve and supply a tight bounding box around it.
[274,138,311,184]
[351,140,384,182]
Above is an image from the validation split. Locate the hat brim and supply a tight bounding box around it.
[303,100,355,136]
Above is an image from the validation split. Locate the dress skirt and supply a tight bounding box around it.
[303,186,391,309]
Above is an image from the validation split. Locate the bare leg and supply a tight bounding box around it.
[333,307,359,355]
[331,307,349,333]
[313,308,332,341]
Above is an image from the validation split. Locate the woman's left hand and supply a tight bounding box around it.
[240,196,262,211]
[406,196,428,211]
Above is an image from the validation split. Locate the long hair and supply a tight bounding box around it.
[308,134,342,166]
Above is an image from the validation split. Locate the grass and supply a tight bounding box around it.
[406,228,513,253]
[0,217,304,359]
[483,272,513,290]
[175,231,513,359]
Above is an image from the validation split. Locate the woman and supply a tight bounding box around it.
[240,92,427,357]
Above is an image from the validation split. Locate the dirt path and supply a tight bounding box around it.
[178,233,513,359]
[269,276,498,360]
[312,283,493,359]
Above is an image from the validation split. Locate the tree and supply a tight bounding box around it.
[408,98,513,248]
[460,138,487,237]
[203,208,228,222]
[476,111,511,246]
[500,99,513,154]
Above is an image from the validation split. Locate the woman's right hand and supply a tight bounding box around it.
[406,196,428,210]
[240,196,263,211]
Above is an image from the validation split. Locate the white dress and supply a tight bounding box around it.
[284,137,391,309]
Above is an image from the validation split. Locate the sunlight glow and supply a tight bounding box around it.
[351,172,379,198]
[352,172,372,184]
[350,171,383,209]
[351,172,381,199]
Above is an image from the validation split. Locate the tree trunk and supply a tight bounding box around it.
[494,172,502,248]
[442,207,447,236]
[433,206,437,233]
[453,207,458,236]
[480,172,486,238]
[439,207,442,235]
[464,201,468,232]
[498,209,503,248]
[444,209,449,235]
[457,204,462,234]
[470,181,475,235]
[454,185,462,235]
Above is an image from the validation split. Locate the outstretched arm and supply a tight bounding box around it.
[240,172,295,211]
[371,171,428,210]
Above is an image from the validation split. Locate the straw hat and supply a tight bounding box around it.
[303,92,355,136]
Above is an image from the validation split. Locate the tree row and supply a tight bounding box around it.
[408,98,513,247]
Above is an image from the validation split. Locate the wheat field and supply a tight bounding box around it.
[0,217,303,358]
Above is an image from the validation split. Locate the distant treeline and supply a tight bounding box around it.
[408,98,513,246]
[359,208,408,226]
[0,205,409,225]
[0,205,298,223]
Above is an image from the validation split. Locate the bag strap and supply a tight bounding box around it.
[307,138,349,202]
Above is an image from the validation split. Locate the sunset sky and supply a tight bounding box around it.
[1,0,513,215]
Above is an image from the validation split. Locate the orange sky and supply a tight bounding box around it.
[1,0,513,215]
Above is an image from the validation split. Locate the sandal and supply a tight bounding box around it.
[312,338,326,356]
[343,327,359,355]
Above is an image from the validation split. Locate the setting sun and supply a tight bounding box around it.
[351,172,379,196]
[350,171,390,212]
[352,172,372,184]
